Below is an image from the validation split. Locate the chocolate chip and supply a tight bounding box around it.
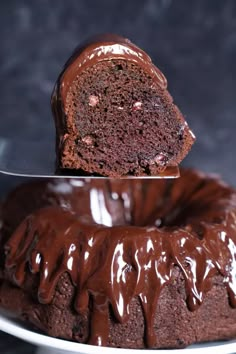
[153,152,169,166]
[178,124,186,140]
[88,95,99,107]
[82,135,94,146]
[177,338,185,346]
[114,64,123,71]
[133,101,143,111]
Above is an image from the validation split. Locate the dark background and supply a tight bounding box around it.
[0,0,236,352]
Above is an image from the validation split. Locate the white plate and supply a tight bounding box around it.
[0,312,236,354]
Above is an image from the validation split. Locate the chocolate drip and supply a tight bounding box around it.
[3,170,236,347]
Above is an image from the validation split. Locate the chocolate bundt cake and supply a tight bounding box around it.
[1,169,236,349]
[52,34,195,177]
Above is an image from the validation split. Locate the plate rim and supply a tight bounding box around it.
[0,312,236,354]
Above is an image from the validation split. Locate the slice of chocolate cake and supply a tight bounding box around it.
[52,34,195,177]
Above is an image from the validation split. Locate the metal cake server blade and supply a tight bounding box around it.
[0,137,180,179]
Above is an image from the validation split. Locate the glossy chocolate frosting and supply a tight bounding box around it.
[3,170,236,347]
[52,34,167,106]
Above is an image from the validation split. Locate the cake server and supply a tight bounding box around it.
[0,137,180,179]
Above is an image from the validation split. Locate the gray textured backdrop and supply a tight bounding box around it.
[0,0,236,353]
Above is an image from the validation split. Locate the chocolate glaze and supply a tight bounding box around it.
[3,170,236,347]
[53,33,167,103]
